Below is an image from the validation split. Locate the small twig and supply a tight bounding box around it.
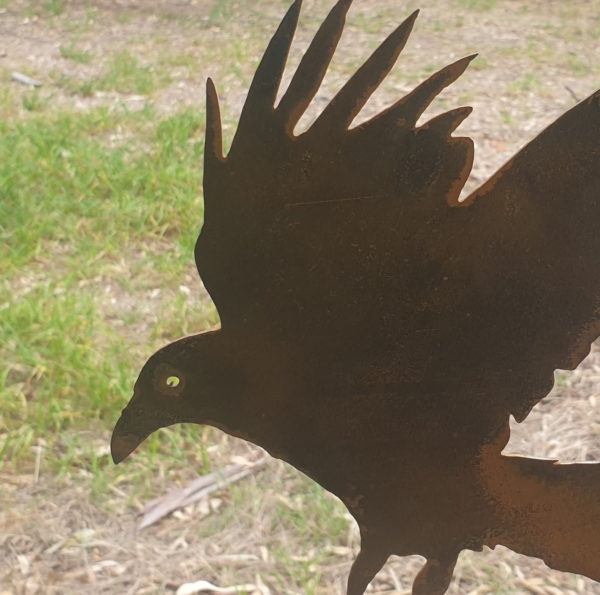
[139,457,269,529]
[176,579,262,595]
[564,85,580,103]
[32,444,44,484]
[11,72,42,87]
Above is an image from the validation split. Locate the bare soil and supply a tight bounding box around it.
[1,0,599,593]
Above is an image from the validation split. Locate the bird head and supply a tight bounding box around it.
[111,331,239,464]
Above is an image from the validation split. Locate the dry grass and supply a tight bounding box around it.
[1,0,599,593]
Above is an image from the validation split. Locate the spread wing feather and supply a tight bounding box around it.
[459,91,600,421]
[197,0,600,435]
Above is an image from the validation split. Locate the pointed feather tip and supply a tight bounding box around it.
[435,53,478,84]
[205,77,220,114]
[421,106,473,136]
[289,0,302,17]
[459,104,473,118]
[462,53,479,69]
[393,8,420,37]
[448,105,473,130]
[408,8,420,23]
[329,0,353,21]
[205,77,224,162]
[367,8,420,68]
[274,0,302,41]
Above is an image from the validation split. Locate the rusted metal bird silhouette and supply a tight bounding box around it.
[111,0,600,592]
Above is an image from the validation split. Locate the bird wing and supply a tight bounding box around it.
[454,90,600,423]
[196,0,600,426]
[197,0,474,342]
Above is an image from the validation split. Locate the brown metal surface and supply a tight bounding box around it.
[111,1,600,592]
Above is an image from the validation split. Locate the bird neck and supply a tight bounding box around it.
[185,329,301,460]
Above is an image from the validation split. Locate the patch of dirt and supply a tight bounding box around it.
[1,0,599,593]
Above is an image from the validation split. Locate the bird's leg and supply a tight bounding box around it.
[346,545,388,595]
[411,555,458,595]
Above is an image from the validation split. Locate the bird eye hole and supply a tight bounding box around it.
[154,363,184,395]
[166,375,180,388]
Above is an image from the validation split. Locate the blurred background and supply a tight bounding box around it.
[1,0,599,592]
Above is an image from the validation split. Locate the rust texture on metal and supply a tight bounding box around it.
[111,1,600,593]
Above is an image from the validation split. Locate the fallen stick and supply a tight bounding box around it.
[12,72,42,87]
[139,457,269,529]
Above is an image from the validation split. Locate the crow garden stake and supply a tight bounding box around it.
[111,1,600,592]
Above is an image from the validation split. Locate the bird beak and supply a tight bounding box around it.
[111,398,155,464]
[110,422,144,464]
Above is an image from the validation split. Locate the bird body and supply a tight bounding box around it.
[112,1,600,592]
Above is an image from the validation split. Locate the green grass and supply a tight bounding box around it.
[97,50,168,95]
[0,105,204,274]
[0,103,210,477]
[116,12,134,24]
[21,90,50,112]
[209,0,232,23]
[43,0,65,15]
[458,0,498,12]
[470,55,491,71]
[52,49,174,97]
[500,109,513,125]
[458,0,497,10]
[22,0,65,17]
[507,72,541,95]
[60,43,93,64]
[273,482,349,545]
[98,50,156,94]
[566,53,592,77]
[350,10,398,35]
